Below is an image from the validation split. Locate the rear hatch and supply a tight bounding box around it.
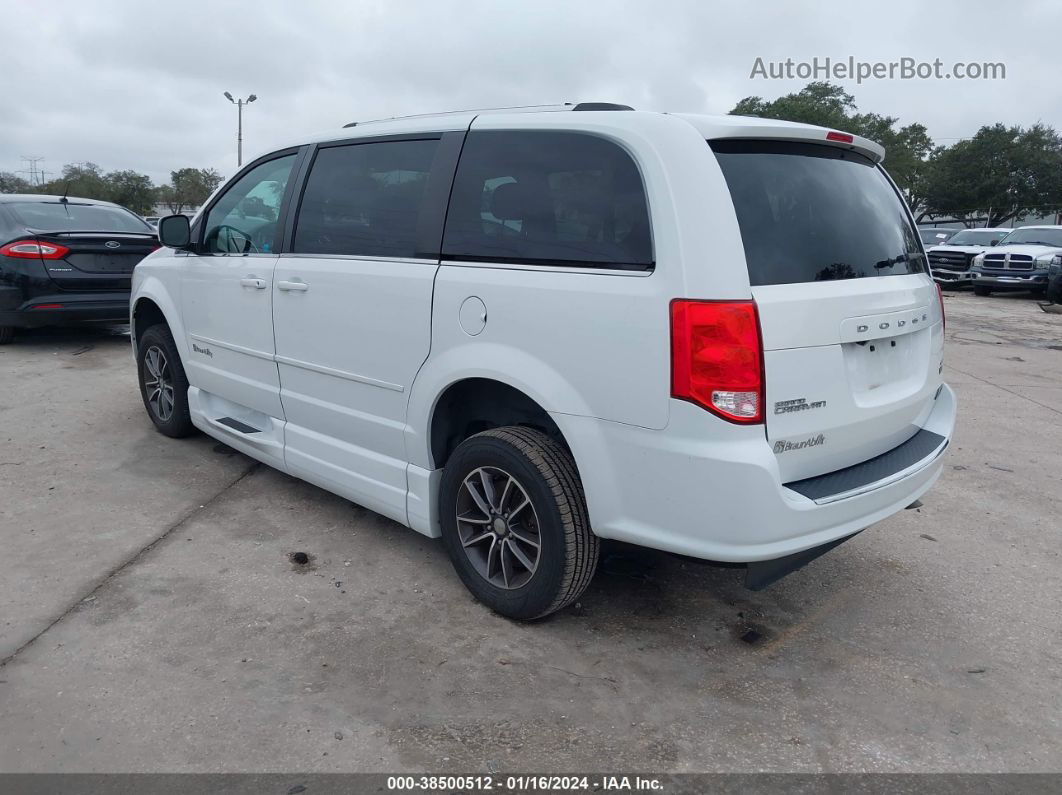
[6,200,157,291]
[710,139,944,483]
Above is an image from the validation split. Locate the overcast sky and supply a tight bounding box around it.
[1,0,1057,185]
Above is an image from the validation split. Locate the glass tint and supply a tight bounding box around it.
[8,202,154,233]
[443,131,653,269]
[711,141,925,286]
[945,229,1010,246]
[996,227,1062,247]
[203,155,296,254]
[293,139,439,258]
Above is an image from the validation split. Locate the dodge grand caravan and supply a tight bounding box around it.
[132,104,955,619]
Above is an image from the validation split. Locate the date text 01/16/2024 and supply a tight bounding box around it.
[386,775,664,791]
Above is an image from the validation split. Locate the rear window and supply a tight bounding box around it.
[711,141,925,286]
[7,201,154,234]
[443,131,653,270]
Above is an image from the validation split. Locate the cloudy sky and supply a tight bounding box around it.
[1,0,1057,185]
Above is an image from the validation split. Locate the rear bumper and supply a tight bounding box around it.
[556,383,956,565]
[972,270,1049,290]
[0,290,130,328]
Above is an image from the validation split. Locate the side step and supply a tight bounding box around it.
[215,416,260,434]
[745,531,862,591]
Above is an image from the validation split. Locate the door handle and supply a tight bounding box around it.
[277,279,309,292]
[240,277,267,289]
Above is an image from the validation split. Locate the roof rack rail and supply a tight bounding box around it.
[342,103,577,129]
[571,102,634,111]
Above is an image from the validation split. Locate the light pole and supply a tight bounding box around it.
[223,91,257,167]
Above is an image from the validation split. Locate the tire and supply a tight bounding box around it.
[439,427,599,620]
[973,285,992,296]
[137,324,194,438]
[0,326,14,345]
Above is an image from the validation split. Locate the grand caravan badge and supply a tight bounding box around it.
[774,434,826,454]
[774,397,827,415]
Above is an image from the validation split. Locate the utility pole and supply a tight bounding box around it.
[223,92,257,167]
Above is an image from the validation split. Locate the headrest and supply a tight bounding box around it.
[490,181,536,222]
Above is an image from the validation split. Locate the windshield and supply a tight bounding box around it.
[711,140,925,286]
[946,229,1010,246]
[920,229,955,244]
[6,201,154,234]
[997,228,1062,247]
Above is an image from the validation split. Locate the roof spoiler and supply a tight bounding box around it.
[683,114,886,163]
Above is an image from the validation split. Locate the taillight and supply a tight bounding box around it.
[0,241,71,259]
[826,130,854,143]
[936,283,946,330]
[670,299,764,424]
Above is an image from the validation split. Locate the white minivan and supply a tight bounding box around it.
[132,103,955,619]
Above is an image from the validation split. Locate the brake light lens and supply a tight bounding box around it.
[936,283,946,330]
[0,241,71,260]
[826,130,854,143]
[670,299,764,423]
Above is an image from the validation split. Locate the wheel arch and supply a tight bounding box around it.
[426,377,568,471]
[130,281,186,360]
[405,343,596,472]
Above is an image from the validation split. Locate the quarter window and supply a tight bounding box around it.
[202,155,296,254]
[293,139,440,258]
[442,131,653,270]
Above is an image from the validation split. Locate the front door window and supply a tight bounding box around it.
[202,155,296,254]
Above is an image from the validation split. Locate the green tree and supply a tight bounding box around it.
[921,123,1062,226]
[0,172,33,193]
[40,162,109,201]
[730,82,933,206]
[105,169,157,215]
[161,167,224,214]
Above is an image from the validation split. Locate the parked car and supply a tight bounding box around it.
[919,228,958,247]
[1047,258,1062,304]
[927,228,1011,286]
[132,105,954,619]
[143,216,161,228]
[970,225,1062,296]
[0,194,158,343]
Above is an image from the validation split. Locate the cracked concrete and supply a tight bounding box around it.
[0,291,1059,772]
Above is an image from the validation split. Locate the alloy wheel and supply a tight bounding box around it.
[456,466,542,589]
[143,345,175,422]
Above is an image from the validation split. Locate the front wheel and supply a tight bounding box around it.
[137,324,195,438]
[439,427,599,620]
[0,326,14,345]
[973,285,992,296]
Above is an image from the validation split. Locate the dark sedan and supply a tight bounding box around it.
[0,194,158,343]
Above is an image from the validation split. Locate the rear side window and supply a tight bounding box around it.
[293,139,439,258]
[7,202,153,234]
[711,140,925,286]
[443,131,653,270]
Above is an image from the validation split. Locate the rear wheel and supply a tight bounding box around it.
[137,324,194,438]
[973,285,992,296]
[0,326,13,345]
[439,427,599,620]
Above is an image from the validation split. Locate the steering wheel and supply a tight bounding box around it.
[212,224,256,254]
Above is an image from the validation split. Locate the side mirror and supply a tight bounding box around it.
[158,214,192,249]
[989,239,999,246]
